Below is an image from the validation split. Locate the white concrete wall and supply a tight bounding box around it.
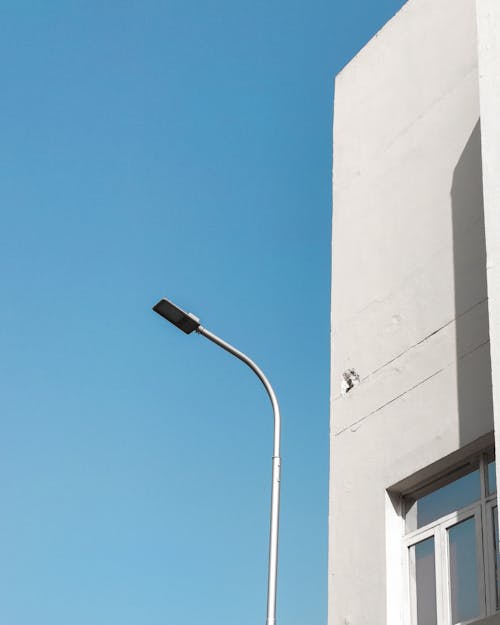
[476,0,500,537]
[329,0,494,623]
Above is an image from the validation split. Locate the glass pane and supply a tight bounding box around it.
[408,469,481,529]
[412,537,437,625]
[448,517,480,623]
[488,460,497,495]
[493,506,500,609]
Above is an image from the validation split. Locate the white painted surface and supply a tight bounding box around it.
[476,0,500,536]
[329,0,495,623]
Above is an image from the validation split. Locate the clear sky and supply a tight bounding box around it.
[1,2,406,624]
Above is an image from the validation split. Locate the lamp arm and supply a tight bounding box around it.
[197,326,281,454]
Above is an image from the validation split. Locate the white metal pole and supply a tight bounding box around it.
[197,325,282,625]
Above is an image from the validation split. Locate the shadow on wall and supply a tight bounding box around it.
[451,120,494,447]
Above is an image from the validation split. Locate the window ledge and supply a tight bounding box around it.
[470,614,500,625]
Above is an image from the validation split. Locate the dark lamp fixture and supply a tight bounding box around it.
[152,298,200,334]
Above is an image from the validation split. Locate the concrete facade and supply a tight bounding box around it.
[329,1,500,624]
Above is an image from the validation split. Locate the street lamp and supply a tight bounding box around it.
[152,297,282,625]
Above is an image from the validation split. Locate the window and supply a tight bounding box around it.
[404,451,498,625]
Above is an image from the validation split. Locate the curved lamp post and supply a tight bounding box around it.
[152,297,282,625]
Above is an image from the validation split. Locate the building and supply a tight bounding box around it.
[329,1,500,624]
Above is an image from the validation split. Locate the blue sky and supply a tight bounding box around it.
[0,2,405,624]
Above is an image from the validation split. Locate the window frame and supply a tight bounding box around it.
[403,452,497,625]
[484,500,498,614]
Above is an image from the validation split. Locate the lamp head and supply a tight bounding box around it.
[152,298,201,334]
